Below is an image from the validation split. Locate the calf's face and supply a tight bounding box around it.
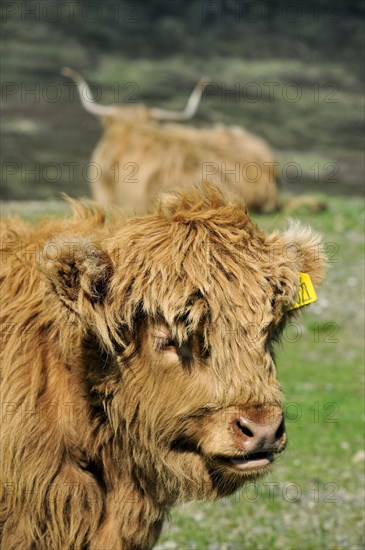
[42,187,325,503]
[121,313,286,500]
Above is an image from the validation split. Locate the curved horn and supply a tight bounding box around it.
[61,67,119,117]
[150,77,209,121]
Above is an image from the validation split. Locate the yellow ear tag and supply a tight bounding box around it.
[288,272,317,311]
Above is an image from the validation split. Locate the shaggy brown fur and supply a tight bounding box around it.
[0,183,325,549]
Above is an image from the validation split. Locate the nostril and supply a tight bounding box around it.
[275,418,285,441]
[236,419,254,438]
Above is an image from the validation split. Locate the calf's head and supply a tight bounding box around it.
[42,184,325,504]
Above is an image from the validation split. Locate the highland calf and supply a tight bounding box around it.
[63,68,280,213]
[0,184,325,549]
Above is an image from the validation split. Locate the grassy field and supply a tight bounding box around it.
[2,195,364,550]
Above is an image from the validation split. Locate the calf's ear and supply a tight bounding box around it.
[40,236,113,314]
[267,222,327,313]
[281,221,326,285]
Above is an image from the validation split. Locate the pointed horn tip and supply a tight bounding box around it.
[61,66,72,76]
[61,67,81,81]
[199,77,211,89]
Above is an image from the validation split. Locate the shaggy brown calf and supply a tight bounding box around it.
[63,68,280,213]
[0,183,325,549]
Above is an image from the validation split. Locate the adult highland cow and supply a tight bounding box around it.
[0,183,325,549]
[62,68,280,213]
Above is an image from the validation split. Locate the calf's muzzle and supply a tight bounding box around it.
[234,405,287,455]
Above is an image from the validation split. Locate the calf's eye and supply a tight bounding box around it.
[156,338,178,353]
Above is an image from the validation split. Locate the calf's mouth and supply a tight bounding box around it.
[170,438,278,475]
[216,451,274,472]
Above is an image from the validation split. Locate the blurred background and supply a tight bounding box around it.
[1,0,364,201]
[1,1,364,549]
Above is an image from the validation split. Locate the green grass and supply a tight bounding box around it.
[2,195,364,549]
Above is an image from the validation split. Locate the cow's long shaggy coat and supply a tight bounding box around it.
[0,183,325,549]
